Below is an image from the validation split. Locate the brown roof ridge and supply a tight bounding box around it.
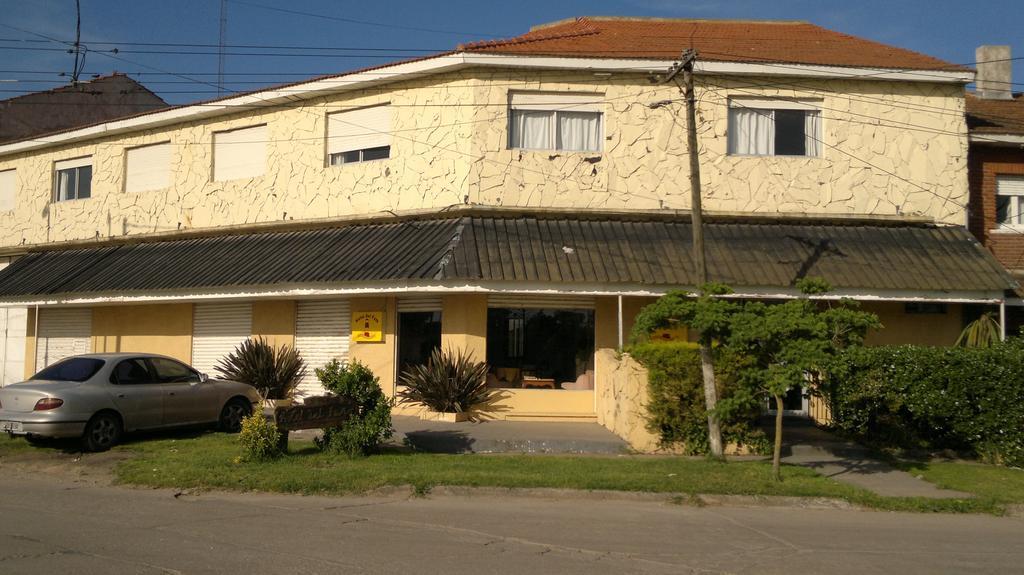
[529,16,810,32]
[460,17,600,51]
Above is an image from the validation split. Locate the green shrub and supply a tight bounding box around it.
[215,337,307,400]
[826,341,1024,466]
[397,347,492,413]
[630,342,769,455]
[314,360,392,457]
[238,412,283,462]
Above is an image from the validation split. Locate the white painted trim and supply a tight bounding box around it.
[970,133,1024,145]
[0,280,1004,308]
[0,52,970,158]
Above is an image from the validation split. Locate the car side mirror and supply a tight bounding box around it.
[198,373,209,384]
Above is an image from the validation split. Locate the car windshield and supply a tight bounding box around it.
[31,358,106,382]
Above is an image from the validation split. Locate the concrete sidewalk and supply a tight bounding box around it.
[391,415,631,454]
[778,421,972,499]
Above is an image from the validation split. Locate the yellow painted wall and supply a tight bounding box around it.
[593,296,661,451]
[440,294,487,360]
[864,302,963,346]
[90,303,193,362]
[0,70,968,252]
[348,296,397,396]
[22,307,36,379]
[251,300,296,348]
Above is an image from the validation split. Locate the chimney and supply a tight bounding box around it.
[976,45,1012,100]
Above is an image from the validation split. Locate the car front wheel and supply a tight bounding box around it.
[82,413,123,452]
[219,399,251,433]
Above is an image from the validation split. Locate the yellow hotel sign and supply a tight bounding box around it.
[352,311,384,343]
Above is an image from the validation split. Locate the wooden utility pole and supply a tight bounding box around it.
[665,49,724,457]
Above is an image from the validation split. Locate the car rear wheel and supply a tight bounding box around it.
[82,413,123,452]
[219,399,251,433]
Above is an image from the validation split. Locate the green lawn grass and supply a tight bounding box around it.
[3,432,1019,514]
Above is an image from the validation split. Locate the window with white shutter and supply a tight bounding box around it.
[125,142,172,193]
[996,175,1024,228]
[327,105,391,165]
[213,125,266,181]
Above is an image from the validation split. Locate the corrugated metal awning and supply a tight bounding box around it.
[0,214,1014,301]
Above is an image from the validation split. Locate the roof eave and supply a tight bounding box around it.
[0,53,973,159]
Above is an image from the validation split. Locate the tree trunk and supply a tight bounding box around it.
[699,343,724,458]
[772,394,784,482]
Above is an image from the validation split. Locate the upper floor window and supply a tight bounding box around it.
[125,142,172,193]
[727,98,822,157]
[509,92,603,153]
[213,124,266,181]
[996,175,1024,228]
[328,104,391,165]
[0,169,14,212]
[53,156,92,202]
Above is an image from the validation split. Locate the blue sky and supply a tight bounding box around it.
[1,0,1021,105]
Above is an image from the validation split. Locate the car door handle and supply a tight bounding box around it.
[117,394,126,398]
[168,392,176,396]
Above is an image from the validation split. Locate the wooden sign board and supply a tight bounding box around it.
[274,397,356,431]
[650,327,688,343]
[352,311,383,342]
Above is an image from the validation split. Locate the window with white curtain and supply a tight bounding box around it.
[996,175,1024,228]
[53,156,92,202]
[509,92,603,153]
[727,98,821,157]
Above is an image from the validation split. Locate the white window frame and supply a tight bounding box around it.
[52,156,93,203]
[995,175,1024,230]
[327,104,392,166]
[0,169,14,212]
[508,92,604,153]
[726,97,822,158]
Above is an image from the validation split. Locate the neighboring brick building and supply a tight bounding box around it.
[966,45,1024,332]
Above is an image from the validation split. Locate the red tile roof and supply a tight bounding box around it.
[967,93,1024,136]
[460,17,966,72]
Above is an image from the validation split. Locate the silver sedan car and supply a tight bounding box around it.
[0,353,261,451]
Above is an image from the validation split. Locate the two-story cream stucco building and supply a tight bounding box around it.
[0,17,1014,450]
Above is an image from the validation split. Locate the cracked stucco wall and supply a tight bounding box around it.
[0,69,968,250]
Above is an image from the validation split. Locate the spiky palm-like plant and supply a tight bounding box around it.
[955,312,1001,348]
[215,337,307,400]
[397,347,492,413]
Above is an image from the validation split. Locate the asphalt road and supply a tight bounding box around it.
[0,473,1021,574]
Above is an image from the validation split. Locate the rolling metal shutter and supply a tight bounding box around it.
[294,299,350,398]
[34,308,92,370]
[191,303,252,377]
[487,294,596,309]
[396,295,443,312]
[0,258,26,385]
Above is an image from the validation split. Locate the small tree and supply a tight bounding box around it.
[634,278,878,480]
[726,279,879,480]
[397,347,493,413]
[315,360,393,457]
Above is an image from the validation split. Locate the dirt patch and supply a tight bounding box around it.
[0,446,134,486]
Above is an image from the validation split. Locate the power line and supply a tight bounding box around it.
[225,0,499,38]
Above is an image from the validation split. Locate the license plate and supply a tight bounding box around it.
[0,421,23,433]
